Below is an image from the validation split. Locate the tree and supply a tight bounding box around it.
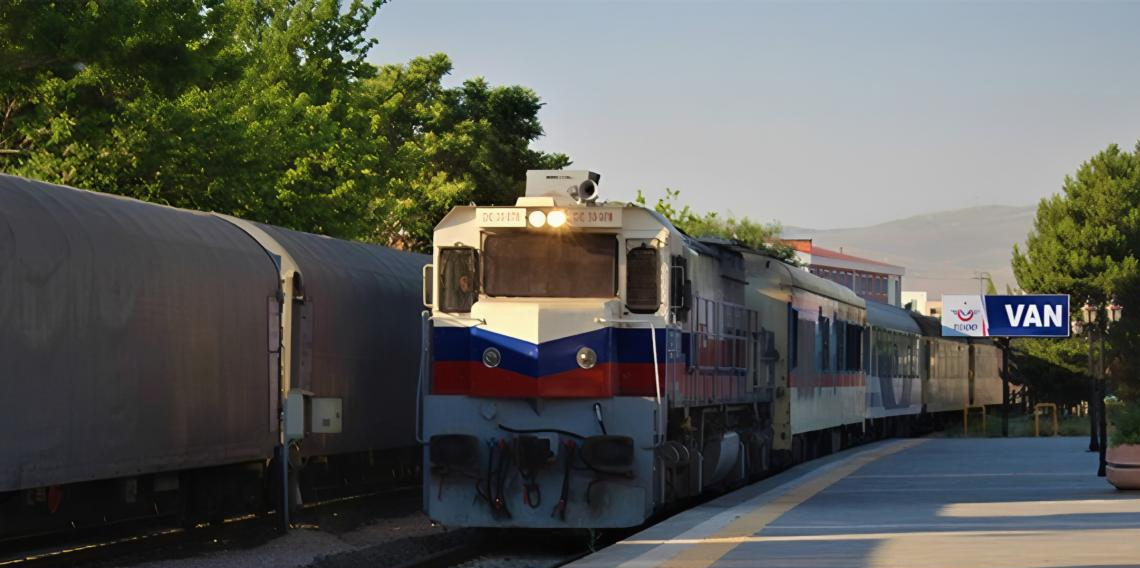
[1011,143,1140,400]
[635,188,797,263]
[0,0,567,251]
[984,274,997,296]
[357,54,569,249]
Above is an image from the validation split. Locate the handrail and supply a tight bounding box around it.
[431,314,486,325]
[415,310,430,444]
[649,321,663,445]
[596,317,668,444]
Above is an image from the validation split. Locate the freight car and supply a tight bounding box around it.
[0,175,426,538]
[420,170,1007,530]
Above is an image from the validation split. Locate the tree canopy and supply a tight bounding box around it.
[1011,143,1140,401]
[635,188,797,263]
[0,0,569,251]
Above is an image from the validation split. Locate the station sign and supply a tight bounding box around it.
[942,294,1070,338]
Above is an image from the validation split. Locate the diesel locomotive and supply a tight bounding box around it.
[420,170,1004,529]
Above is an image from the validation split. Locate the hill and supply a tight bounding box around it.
[783,205,1037,299]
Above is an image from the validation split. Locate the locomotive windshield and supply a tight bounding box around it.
[483,232,617,297]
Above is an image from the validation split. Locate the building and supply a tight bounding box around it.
[902,291,928,314]
[902,291,942,318]
[784,239,905,307]
[927,299,943,319]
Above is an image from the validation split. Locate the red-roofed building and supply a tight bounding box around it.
[783,239,906,306]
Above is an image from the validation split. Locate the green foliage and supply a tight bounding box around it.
[0,0,567,251]
[1108,399,1140,447]
[634,188,796,263]
[1011,143,1140,401]
[1011,337,1090,406]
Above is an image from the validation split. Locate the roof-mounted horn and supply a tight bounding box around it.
[523,170,602,206]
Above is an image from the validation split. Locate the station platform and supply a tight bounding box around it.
[570,437,1140,568]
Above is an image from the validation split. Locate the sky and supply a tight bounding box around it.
[366,0,1140,229]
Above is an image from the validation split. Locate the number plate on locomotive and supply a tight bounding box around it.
[476,207,527,227]
[567,208,622,227]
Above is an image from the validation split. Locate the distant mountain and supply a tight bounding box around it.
[783,205,1037,299]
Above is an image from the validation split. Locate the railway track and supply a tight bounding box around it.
[386,543,588,568]
[0,484,421,568]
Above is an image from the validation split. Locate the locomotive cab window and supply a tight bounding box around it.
[483,231,617,297]
[626,243,659,313]
[439,247,479,313]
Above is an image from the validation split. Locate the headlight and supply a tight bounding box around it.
[482,347,502,368]
[547,210,567,228]
[576,346,597,369]
[528,210,546,228]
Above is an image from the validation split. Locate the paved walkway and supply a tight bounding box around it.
[571,437,1140,568]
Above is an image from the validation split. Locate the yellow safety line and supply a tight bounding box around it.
[626,528,1053,546]
[659,439,927,568]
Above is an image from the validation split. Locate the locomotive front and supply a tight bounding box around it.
[421,170,678,528]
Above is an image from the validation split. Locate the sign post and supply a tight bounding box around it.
[941,295,1070,338]
[941,295,1070,438]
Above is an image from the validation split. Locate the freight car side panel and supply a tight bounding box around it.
[256,225,428,457]
[0,176,279,492]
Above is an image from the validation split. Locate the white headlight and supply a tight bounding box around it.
[576,347,597,369]
[547,210,567,228]
[528,210,546,228]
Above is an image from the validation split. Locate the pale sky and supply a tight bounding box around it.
[367,0,1140,229]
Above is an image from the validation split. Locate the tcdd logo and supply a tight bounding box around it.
[954,309,978,322]
[952,307,980,333]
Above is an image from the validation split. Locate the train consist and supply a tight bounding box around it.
[0,175,426,538]
[421,170,1004,529]
[0,169,1003,539]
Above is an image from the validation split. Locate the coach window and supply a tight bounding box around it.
[626,243,660,313]
[439,247,479,313]
[819,315,831,371]
[836,321,846,372]
[789,308,799,370]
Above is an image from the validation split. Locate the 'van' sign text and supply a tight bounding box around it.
[941,295,1069,338]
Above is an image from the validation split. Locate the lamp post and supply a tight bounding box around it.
[1071,317,1096,452]
[1102,299,1123,476]
[1074,299,1123,477]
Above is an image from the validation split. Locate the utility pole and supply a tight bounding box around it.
[972,271,992,297]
